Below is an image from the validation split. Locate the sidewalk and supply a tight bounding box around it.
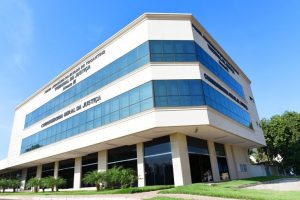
[0,190,237,200]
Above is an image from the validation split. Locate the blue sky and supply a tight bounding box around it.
[0,0,299,159]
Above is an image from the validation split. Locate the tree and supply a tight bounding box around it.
[43,176,56,192]
[82,171,106,191]
[119,168,137,188]
[7,179,21,192]
[39,178,48,192]
[0,179,9,193]
[26,177,41,192]
[106,166,122,189]
[105,166,137,189]
[255,111,300,174]
[54,177,66,192]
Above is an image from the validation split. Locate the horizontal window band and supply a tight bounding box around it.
[21,79,251,154]
[58,166,75,171]
[82,163,98,167]
[144,152,172,158]
[25,40,245,129]
[107,157,137,165]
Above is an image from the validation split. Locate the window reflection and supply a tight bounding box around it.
[144,136,174,186]
[25,42,150,128]
[58,159,75,189]
[215,143,230,181]
[187,136,213,183]
[22,80,251,154]
[107,145,137,187]
[81,153,98,187]
[41,162,54,178]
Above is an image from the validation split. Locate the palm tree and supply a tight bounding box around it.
[0,179,9,193]
[54,177,66,192]
[39,178,48,192]
[43,176,56,192]
[26,177,41,193]
[82,171,106,191]
[119,168,137,188]
[7,179,21,192]
[106,166,122,189]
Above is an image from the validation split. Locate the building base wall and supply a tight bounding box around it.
[0,134,266,190]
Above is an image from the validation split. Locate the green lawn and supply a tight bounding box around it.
[0,185,173,195]
[146,197,185,200]
[160,176,300,200]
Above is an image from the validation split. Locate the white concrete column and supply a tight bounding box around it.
[137,143,145,187]
[73,157,82,189]
[36,165,42,179]
[54,161,59,178]
[207,141,220,182]
[53,161,59,191]
[170,133,192,186]
[98,150,107,172]
[20,168,27,191]
[224,144,238,179]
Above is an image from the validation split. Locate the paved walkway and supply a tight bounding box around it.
[246,178,300,191]
[0,190,236,200]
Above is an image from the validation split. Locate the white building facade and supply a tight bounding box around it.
[0,13,266,189]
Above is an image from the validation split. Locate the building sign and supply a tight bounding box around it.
[41,95,101,128]
[44,50,105,94]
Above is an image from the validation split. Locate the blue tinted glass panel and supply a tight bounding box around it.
[25,41,150,128]
[21,82,154,154]
[148,40,244,99]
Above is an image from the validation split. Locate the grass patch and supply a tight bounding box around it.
[160,176,300,200]
[0,185,174,196]
[146,197,185,200]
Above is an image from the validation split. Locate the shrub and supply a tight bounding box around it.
[82,171,106,191]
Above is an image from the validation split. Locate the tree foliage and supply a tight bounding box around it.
[257,111,300,174]
[82,166,137,190]
[0,179,9,193]
[82,170,106,191]
[8,179,21,192]
[26,177,41,192]
[26,176,66,192]
[0,179,21,193]
[53,177,66,192]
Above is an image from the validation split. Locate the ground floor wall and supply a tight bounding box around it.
[1,133,262,190]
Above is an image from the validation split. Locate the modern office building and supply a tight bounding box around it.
[0,13,266,189]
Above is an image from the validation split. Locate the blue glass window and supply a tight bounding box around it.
[25,41,150,128]
[148,40,245,99]
[21,81,154,154]
[25,40,245,130]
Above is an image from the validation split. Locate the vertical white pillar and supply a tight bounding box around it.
[224,144,238,179]
[36,165,42,179]
[98,150,107,172]
[53,161,59,191]
[207,141,220,182]
[54,161,59,178]
[170,133,192,186]
[20,168,27,191]
[73,157,82,189]
[137,143,145,187]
